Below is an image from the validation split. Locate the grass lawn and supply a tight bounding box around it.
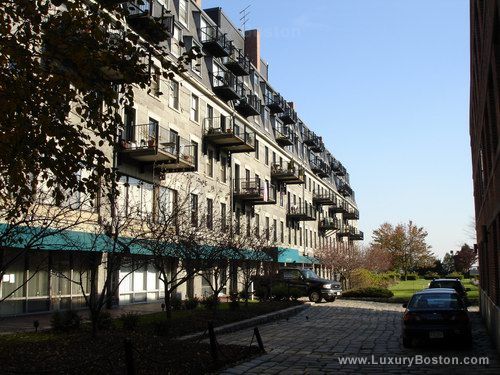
[0,301,299,374]
[389,278,479,303]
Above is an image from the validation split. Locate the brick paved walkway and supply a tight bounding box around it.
[217,300,500,374]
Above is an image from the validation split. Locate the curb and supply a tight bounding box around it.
[177,303,311,341]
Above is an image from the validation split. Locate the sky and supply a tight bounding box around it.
[203,0,473,259]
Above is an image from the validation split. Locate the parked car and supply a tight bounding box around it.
[402,288,472,348]
[428,278,470,299]
[253,268,342,303]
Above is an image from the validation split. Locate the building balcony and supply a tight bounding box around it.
[200,25,230,57]
[233,179,277,205]
[337,225,350,238]
[98,0,125,8]
[203,117,255,153]
[329,198,348,214]
[212,70,244,101]
[287,204,316,221]
[264,90,287,114]
[338,181,353,197]
[279,106,297,125]
[124,1,174,44]
[223,43,250,76]
[235,93,262,117]
[348,227,364,241]
[271,163,305,185]
[310,157,331,178]
[303,129,324,153]
[343,207,359,220]
[272,117,295,146]
[312,191,336,206]
[319,217,341,231]
[331,160,347,176]
[120,123,196,172]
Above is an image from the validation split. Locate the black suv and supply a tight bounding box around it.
[428,278,470,299]
[254,268,342,303]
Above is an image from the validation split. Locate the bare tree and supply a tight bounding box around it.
[315,241,364,289]
[0,188,95,304]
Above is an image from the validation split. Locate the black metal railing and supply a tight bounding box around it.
[200,25,230,57]
[223,43,250,76]
[271,162,305,181]
[287,203,316,220]
[203,116,255,148]
[319,217,340,230]
[123,1,174,42]
[279,105,297,125]
[264,90,286,113]
[212,70,244,100]
[235,92,262,117]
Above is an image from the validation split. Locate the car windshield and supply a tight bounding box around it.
[408,293,463,310]
[302,269,319,279]
[430,281,462,290]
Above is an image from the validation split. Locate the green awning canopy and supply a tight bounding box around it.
[0,224,273,261]
[277,247,319,265]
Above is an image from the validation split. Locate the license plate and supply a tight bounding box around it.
[429,331,444,339]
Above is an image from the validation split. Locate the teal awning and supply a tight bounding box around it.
[0,224,273,261]
[277,247,318,264]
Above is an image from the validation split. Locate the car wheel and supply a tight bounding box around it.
[309,291,322,303]
[402,337,412,348]
[325,296,336,302]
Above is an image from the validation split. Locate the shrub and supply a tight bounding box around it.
[343,287,394,299]
[254,284,270,301]
[239,290,251,301]
[153,320,171,337]
[170,296,183,311]
[446,272,464,280]
[229,292,239,310]
[50,310,81,332]
[96,311,113,331]
[405,273,419,280]
[424,272,440,280]
[350,268,390,289]
[270,284,289,301]
[201,295,219,310]
[184,297,199,310]
[120,312,139,331]
[288,287,303,301]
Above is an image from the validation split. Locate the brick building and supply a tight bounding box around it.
[470,0,500,352]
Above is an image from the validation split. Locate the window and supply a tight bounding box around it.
[171,25,182,57]
[280,221,284,243]
[255,139,259,160]
[220,155,227,183]
[151,67,160,97]
[255,214,260,237]
[117,176,154,219]
[235,208,241,234]
[169,80,179,110]
[192,51,202,76]
[265,217,270,240]
[272,151,276,165]
[207,198,213,230]
[190,193,198,227]
[263,108,270,131]
[264,146,269,165]
[273,219,277,242]
[178,0,189,26]
[206,104,214,123]
[207,149,214,177]
[157,186,176,223]
[246,210,251,237]
[221,203,227,231]
[190,94,199,122]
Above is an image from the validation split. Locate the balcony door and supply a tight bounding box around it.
[124,107,136,142]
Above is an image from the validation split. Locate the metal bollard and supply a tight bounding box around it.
[208,322,218,361]
[254,327,266,353]
[124,338,136,375]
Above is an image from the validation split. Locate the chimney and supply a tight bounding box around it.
[245,29,260,71]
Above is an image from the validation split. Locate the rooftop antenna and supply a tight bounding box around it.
[239,4,251,33]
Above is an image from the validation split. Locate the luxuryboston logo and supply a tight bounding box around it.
[338,355,490,367]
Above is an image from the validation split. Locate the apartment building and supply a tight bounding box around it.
[470,0,500,352]
[0,0,362,315]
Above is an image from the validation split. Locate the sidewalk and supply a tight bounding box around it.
[0,301,164,334]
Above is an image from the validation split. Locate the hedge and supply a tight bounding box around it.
[342,287,394,299]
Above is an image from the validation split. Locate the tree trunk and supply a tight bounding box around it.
[164,290,172,320]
